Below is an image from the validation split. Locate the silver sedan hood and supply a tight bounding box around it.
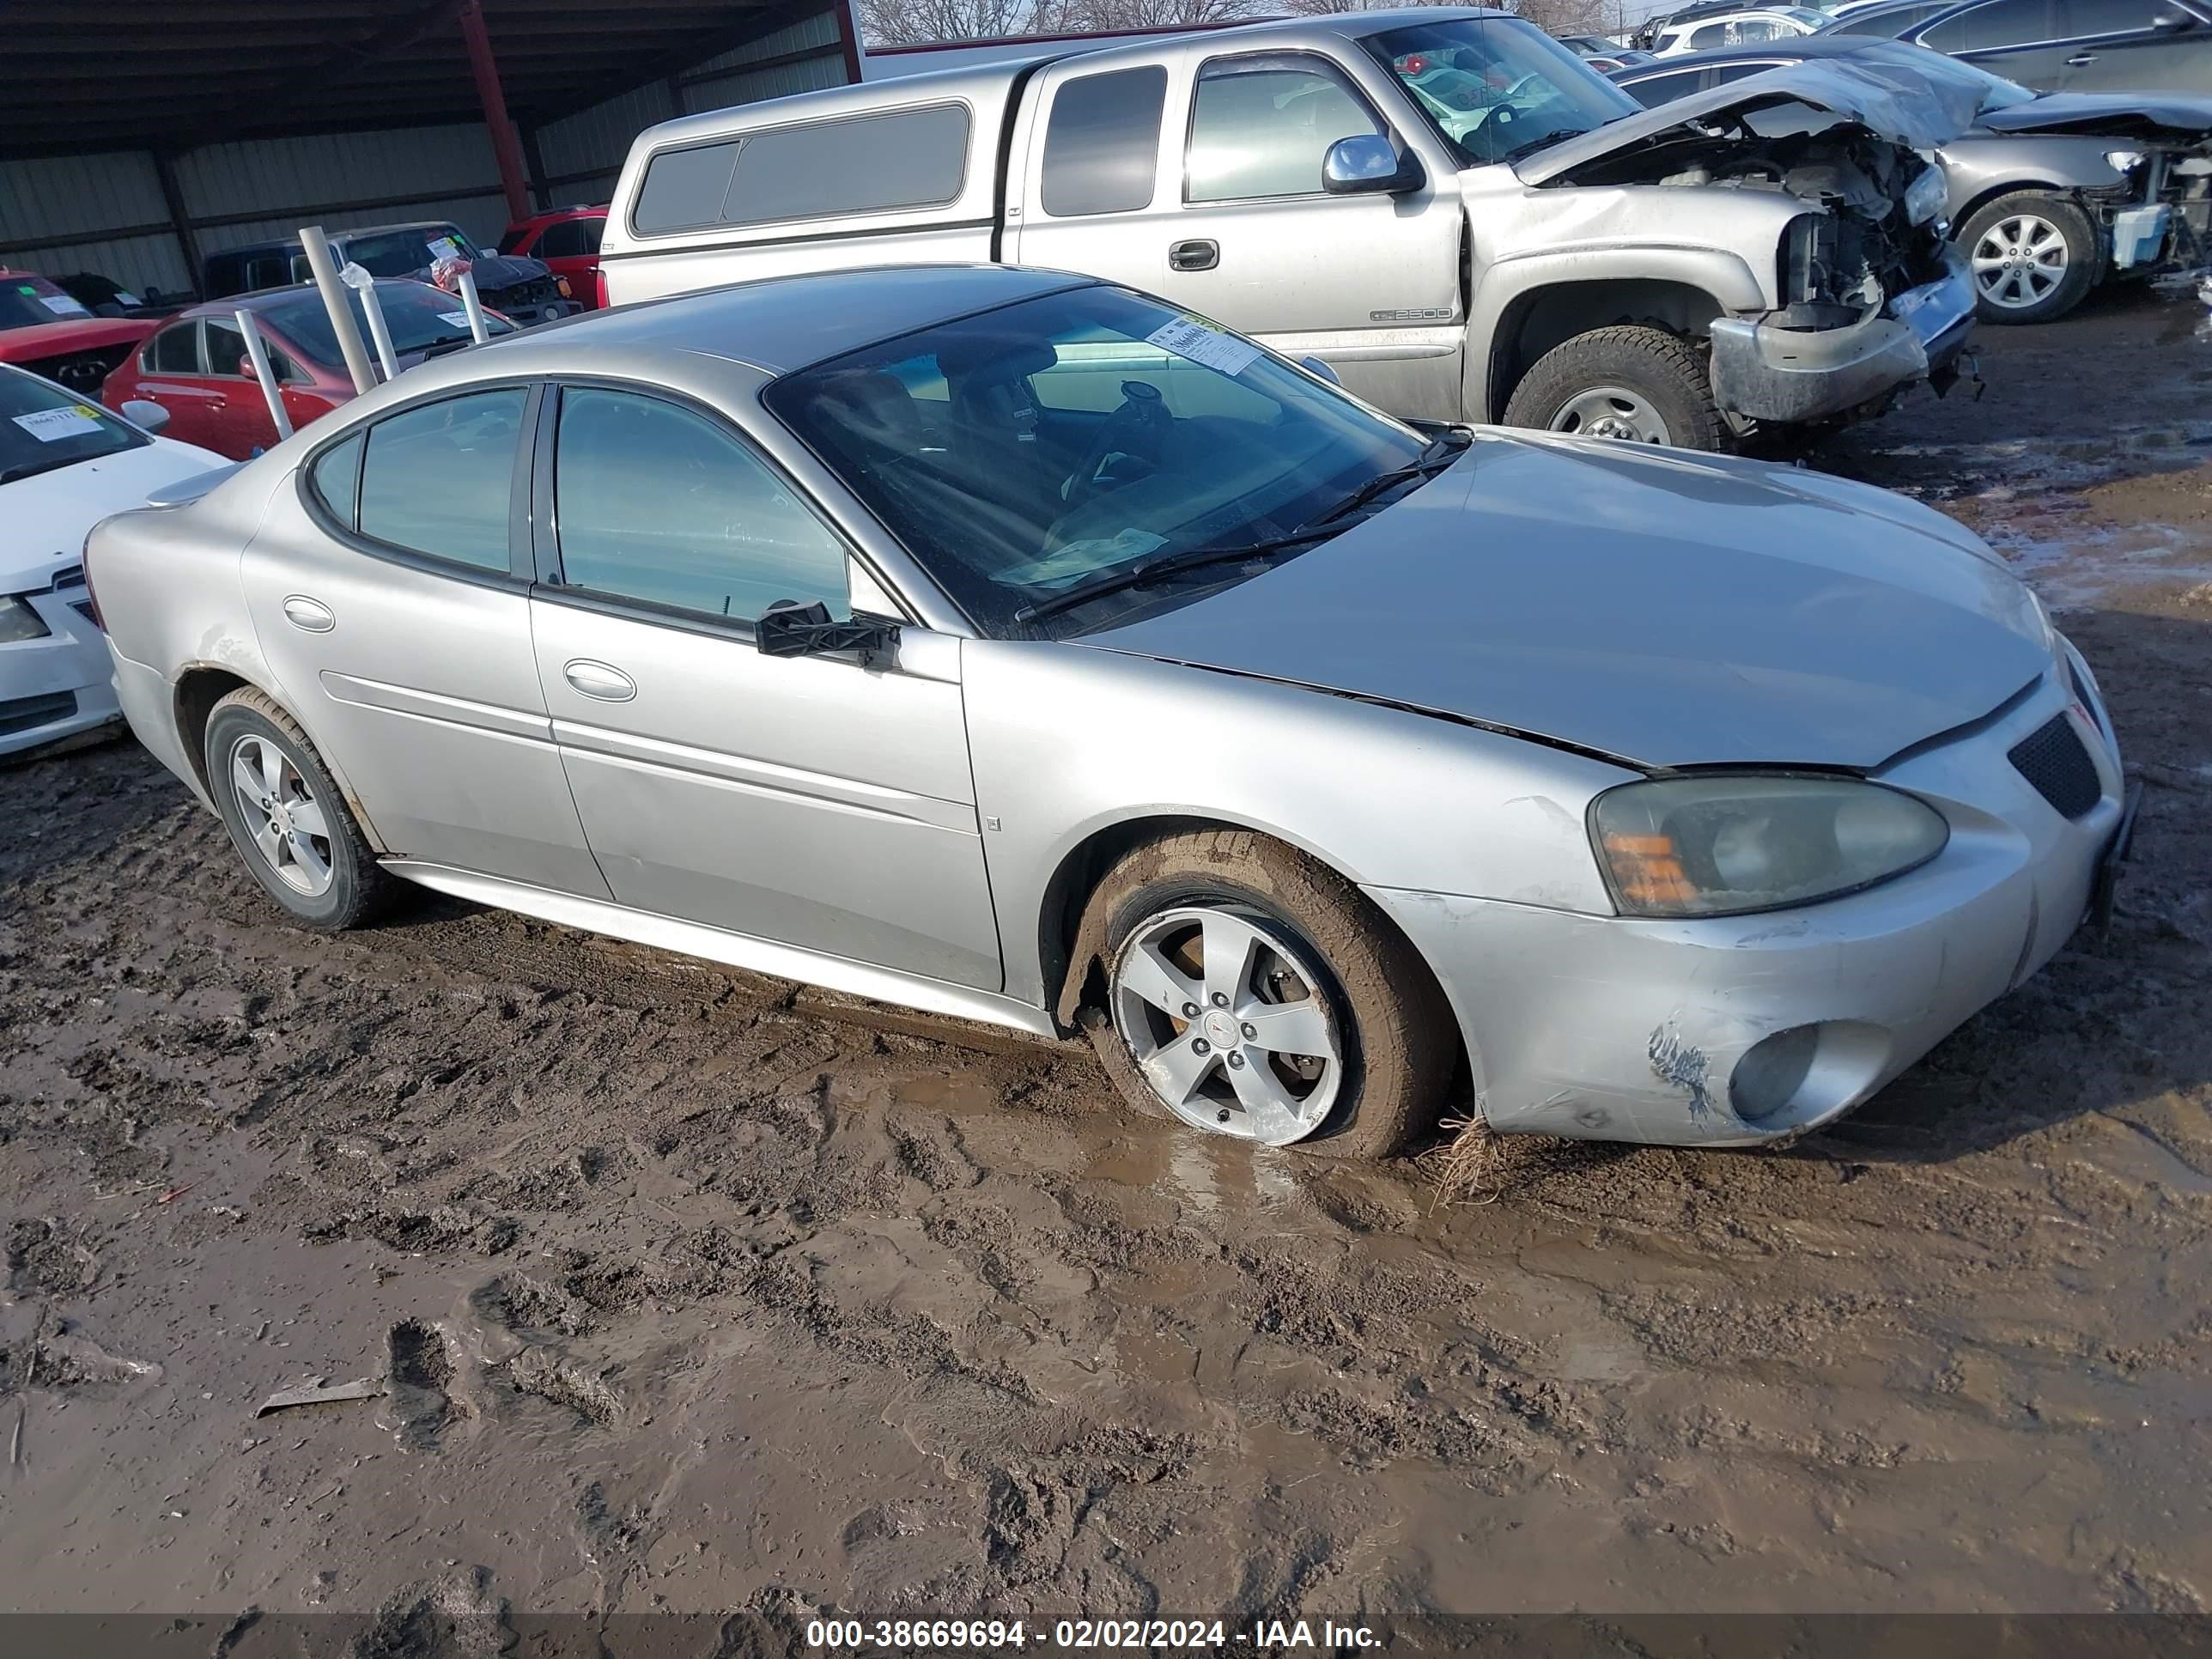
[1079,433,2050,771]
[1976,92,2212,144]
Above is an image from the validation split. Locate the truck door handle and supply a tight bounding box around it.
[281,595,335,633]
[1169,239,1219,272]
[562,659,635,702]
[2065,51,2097,63]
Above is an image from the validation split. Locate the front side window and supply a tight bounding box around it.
[357,389,527,572]
[1922,0,2057,49]
[1186,58,1386,203]
[1041,66,1169,218]
[0,367,147,484]
[1366,17,1640,167]
[535,219,599,258]
[553,387,848,623]
[1690,21,1730,43]
[1623,67,1709,103]
[766,285,1424,636]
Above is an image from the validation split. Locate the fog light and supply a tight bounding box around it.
[1730,1025,1820,1121]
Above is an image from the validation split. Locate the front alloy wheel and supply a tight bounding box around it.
[1972,212,2069,313]
[1110,905,1342,1146]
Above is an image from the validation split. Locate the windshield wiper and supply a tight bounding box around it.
[1498,129,1592,165]
[1014,430,1473,626]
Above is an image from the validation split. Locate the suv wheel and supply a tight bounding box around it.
[1503,325,1729,450]
[204,688,398,931]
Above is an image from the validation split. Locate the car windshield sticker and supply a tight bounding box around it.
[437,311,473,328]
[426,236,464,263]
[1146,318,1261,379]
[14,404,106,442]
[39,293,91,316]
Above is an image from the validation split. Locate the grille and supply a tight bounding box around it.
[49,564,84,590]
[70,599,96,623]
[489,275,557,310]
[2008,713,2100,820]
[0,690,76,738]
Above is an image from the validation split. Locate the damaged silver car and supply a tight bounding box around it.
[597,9,1984,450]
[88,269,2136,1157]
[1615,40,2212,322]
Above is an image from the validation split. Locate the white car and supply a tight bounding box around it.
[1651,6,1829,53]
[2,364,227,758]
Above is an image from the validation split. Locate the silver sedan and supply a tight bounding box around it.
[88,266,2132,1157]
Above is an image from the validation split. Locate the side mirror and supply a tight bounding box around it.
[757,599,897,663]
[121,398,170,432]
[1323,135,1424,196]
[2151,6,2195,27]
[1298,355,1342,386]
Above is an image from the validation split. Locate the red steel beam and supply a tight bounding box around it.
[459,0,535,224]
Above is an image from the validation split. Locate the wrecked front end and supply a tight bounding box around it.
[1980,94,2212,283]
[1522,58,1987,434]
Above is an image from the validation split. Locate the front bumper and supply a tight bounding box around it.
[1369,653,2124,1147]
[1708,246,1977,427]
[1,580,122,758]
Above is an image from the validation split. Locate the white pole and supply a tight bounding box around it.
[298,226,376,397]
[233,309,294,441]
[340,264,399,382]
[456,269,490,344]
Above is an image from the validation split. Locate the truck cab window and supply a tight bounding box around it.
[1041,66,1169,218]
[1186,59,1385,203]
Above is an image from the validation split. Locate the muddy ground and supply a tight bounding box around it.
[3,284,2210,1640]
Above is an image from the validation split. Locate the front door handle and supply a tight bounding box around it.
[1169,239,1219,272]
[281,595,335,633]
[562,659,635,702]
[2065,51,2097,64]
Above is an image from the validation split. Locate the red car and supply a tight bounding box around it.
[499,206,608,309]
[0,269,160,396]
[101,280,516,460]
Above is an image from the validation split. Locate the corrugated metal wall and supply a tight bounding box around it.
[0,4,849,297]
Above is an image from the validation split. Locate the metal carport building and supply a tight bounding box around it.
[1,0,862,301]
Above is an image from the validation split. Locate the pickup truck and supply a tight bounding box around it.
[598,7,1984,450]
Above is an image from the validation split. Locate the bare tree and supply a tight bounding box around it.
[1267,0,1619,33]
[860,0,1259,46]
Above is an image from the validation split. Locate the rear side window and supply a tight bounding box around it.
[634,106,969,234]
[1921,0,2057,48]
[148,323,201,374]
[357,389,527,572]
[309,433,364,529]
[1041,66,1168,218]
[1186,59,1384,203]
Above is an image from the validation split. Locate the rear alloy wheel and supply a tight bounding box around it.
[203,687,398,931]
[1502,325,1729,451]
[1080,830,1455,1158]
[1960,192,2099,325]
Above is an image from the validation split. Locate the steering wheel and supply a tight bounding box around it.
[1061,380,1171,516]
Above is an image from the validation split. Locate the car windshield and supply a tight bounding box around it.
[766,286,1429,637]
[337,227,477,277]
[0,367,147,484]
[262,283,515,367]
[0,276,94,332]
[1364,16,1641,167]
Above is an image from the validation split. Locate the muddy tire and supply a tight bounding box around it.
[1502,325,1729,451]
[1959,191,2100,325]
[1079,830,1455,1159]
[204,688,398,932]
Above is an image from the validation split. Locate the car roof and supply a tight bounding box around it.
[469,264,1095,378]
[1615,34,1878,68]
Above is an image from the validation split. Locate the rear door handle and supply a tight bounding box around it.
[2065,51,2097,63]
[562,659,635,702]
[1169,239,1219,272]
[281,595,335,633]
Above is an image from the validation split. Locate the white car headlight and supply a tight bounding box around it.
[1592,775,1949,918]
[1905,164,1948,228]
[2104,149,2146,174]
[0,594,52,643]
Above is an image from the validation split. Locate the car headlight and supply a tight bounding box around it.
[2104,149,2145,174]
[1904,163,1948,228]
[1591,775,1949,918]
[0,594,52,643]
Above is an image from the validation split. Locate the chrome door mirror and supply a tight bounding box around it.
[757,599,897,664]
[1322,135,1424,196]
[120,398,170,432]
[1298,356,1341,386]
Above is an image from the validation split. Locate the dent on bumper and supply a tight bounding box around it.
[1709,247,1976,426]
[1369,676,2121,1148]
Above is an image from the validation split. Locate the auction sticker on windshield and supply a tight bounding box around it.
[14,405,104,442]
[438,312,474,329]
[1146,318,1261,378]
